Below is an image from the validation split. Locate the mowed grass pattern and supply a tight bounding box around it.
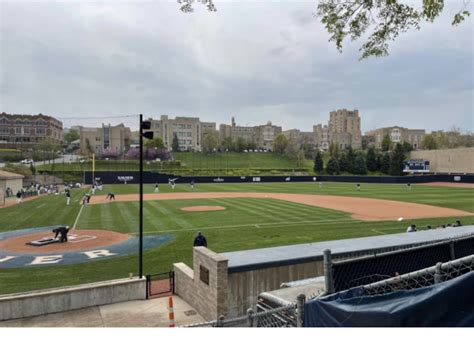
[0,182,473,293]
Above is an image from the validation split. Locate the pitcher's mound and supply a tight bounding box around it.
[181,206,226,212]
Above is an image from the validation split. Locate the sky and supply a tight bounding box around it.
[0,0,473,133]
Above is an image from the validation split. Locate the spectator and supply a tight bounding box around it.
[453,220,462,227]
[406,224,417,233]
[426,225,432,230]
[193,231,208,247]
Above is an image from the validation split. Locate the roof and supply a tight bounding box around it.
[222,225,474,273]
[0,170,24,179]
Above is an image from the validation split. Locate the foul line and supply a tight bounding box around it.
[73,204,85,230]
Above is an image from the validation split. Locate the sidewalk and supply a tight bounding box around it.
[0,295,204,327]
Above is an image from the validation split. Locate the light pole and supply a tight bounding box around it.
[139,115,153,279]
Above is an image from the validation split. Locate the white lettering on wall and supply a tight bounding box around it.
[29,255,63,265]
[83,250,116,259]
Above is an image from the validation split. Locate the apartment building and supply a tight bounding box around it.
[365,126,425,149]
[328,109,362,149]
[283,129,317,150]
[148,115,205,151]
[72,123,131,155]
[219,117,282,150]
[0,112,63,148]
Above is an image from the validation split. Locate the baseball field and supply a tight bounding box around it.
[0,181,473,294]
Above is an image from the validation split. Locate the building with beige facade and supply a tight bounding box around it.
[0,112,63,149]
[148,115,207,151]
[365,126,425,149]
[72,123,131,155]
[219,117,282,150]
[328,109,362,149]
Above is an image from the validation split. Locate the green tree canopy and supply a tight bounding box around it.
[235,137,247,153]
[314,150,324,173]
[316,0,470,59]
[201,130,219,153]
[172,133,180,152]
[64,129,79,144]
[221,136,234,151]
[326,156,340,175]
[366,147,377,172]
[389,143,405,176]
[381,134,392,152]
[381,152,391,174]
[421,134,439,150]
[272,134,289,155]
[144,137,165,150]
[353,154,367,175]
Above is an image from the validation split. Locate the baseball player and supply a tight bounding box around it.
[106,192,115,201]
[356,183,361,191]
[190,180,195,191]
[66,189,71,206]
[154,183,160,193]
[407,182,411,191]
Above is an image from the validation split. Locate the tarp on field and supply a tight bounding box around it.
[304,272,474,327]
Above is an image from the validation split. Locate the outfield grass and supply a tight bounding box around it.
[0,182,473,294]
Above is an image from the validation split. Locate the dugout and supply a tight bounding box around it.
[0,170,24,204]
[173,225,474,319]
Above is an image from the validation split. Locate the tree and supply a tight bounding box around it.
[338,152,349,173]
[221,136,234,152]
[64,129,79,144]
[346,147,355,173]
[381,134,392,152]
[272,134,288,155]
[353,154,367,175]
[326,157,340,175]
[314,151,324,173]
[389,143,405,176]
[421,134,438,150]
[235,137,247,153]
[201,130,219,153]
[381,152,391,174]
[296,149,305,168]
[37,138,61,163]
[402,142,413,154]
[366,147,377,172]
[144,137,164,150]
[172,133,180,152]
[316,1,470,59]
[328,142,340,159]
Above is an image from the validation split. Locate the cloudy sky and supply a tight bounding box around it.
[1,0,473,132]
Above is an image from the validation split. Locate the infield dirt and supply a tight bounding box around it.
[90,192,473,221]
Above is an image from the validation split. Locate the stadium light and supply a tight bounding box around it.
[139,116,153,279]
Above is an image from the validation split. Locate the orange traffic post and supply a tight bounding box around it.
[168,296,175,327]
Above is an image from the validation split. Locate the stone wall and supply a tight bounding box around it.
[411,148,474,174]
[0,277,146,321]
[173,247,228,321]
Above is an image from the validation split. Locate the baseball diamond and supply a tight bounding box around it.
[0,181,473,294]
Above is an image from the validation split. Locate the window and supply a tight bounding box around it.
[0,128,9,134]
[15,127,22,134]
[0,118,8,125]
[36,127,46,135]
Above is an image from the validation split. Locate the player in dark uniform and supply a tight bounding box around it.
[193,231,207,247]
[53,226,70,243]
[106,192,115,201]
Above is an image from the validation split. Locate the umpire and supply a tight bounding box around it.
[193,231,208,247]
[53,226,70,243]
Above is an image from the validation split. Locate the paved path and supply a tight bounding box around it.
[0,295,204,327]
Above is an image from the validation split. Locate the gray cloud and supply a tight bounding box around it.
[1,0,472,132]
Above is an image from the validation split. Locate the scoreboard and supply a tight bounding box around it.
[403,159,430,173]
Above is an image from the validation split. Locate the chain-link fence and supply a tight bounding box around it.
[326,233,474,293]
[180,302,300,328]
[361,254,474,296]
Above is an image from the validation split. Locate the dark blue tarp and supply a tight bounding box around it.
[304,272,474,327]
